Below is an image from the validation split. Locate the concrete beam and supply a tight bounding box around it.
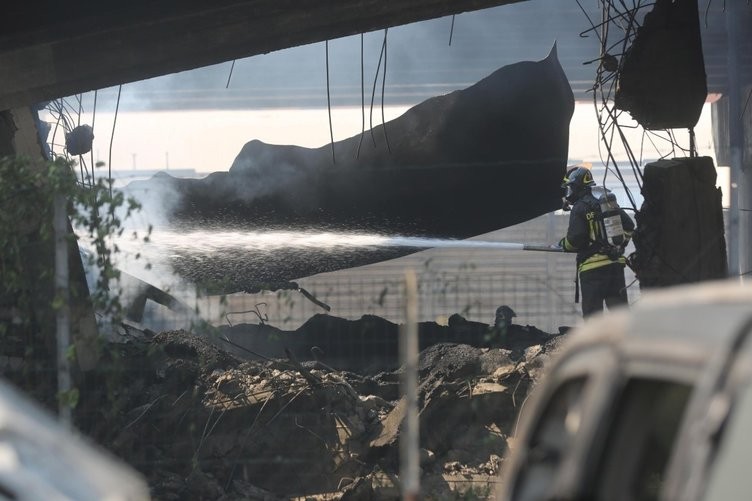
[0,108,100,371]
[0,0,524,111]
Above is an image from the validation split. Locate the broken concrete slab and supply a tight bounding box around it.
[217,312,561,374]
[123,48,574,295]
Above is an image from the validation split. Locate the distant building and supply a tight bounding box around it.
[107,168,200,188]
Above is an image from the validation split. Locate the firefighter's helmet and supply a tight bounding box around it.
[562,166,595,203]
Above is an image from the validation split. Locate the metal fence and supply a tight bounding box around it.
[3,203,646,500]
[179,212,638,335]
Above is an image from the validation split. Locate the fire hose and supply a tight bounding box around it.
[486,242,565,252]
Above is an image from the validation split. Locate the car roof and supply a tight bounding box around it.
[563,280,752,364]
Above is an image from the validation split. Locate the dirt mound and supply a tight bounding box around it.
[218,312,558,374]
[75,316,566,499]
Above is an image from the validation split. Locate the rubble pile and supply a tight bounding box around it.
[75,317,566,500]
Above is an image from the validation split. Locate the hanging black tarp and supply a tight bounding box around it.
[124,46,574,294]
[615,0,707,130]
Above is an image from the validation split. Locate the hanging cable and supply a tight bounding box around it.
[741,87,752,120]
[576,0,603,44]
[90,89,98,188]
[448,15,456,46]
[369,34,386,147]
[357,33,366,159]
[76,94,86,184]
[109,85,122,198]
[581,0,697,212]
[226,59,236,89]
[325,40,335,164]
[76,94,82,124]
[49,100,64,157]
[380,28,392,153]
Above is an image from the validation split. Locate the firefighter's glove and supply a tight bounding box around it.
[606,246,622,260]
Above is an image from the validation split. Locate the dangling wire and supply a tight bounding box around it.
[582,0,694,212]
[49,99,70,156]
[226,59,236,89]
[689,128,697,157]
[575,0,603,43]
[448,15,456,46]
[76,95,82,125]
[325,40,335,164]
[741,87,752,121]
[356,33,366,159]
[76,93,86,184]
[90,89,98,188]
[369,33,386,147]
[380,28,392,154]
[108,84,122,198]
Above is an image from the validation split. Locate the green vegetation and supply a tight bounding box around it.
[0,155,145,408]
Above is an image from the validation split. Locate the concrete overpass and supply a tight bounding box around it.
[0,1,750,111]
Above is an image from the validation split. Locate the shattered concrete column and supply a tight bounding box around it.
[712,92,752,280]
[723,2,752,279]
[54,190,72,425]
[634,157,727,287]
[726,1,744,278]
[743,80,752,279]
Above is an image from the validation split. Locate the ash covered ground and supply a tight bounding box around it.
[73,313,567,500]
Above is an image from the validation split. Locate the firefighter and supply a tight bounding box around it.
[557,167,635,317]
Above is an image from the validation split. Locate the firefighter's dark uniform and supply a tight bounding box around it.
[560,191,635,317]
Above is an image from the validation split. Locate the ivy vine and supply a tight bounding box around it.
[0,155,148,407]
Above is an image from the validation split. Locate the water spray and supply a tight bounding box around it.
[127,230,566,253]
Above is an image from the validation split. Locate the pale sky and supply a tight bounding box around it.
[64,101,716,176]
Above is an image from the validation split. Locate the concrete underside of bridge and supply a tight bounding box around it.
[1,0,528,113]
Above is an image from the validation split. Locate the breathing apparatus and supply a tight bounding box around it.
[595,188,627,247]
[563,167,628,248]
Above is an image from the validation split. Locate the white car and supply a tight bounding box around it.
[497,280,752,501]
[0,379,149,500]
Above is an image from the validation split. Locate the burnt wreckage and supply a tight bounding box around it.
[125,47,574,294]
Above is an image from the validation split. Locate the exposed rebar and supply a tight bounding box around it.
[380,28,392,153]
[326,40,335,164]
[108,84,123,197]
[226,59,236,89]
[357,33,366,159]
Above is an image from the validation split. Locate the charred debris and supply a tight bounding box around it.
[75,314,567,500]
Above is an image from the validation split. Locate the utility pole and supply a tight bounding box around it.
[726,2,745,279]
[400,270,420,501]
